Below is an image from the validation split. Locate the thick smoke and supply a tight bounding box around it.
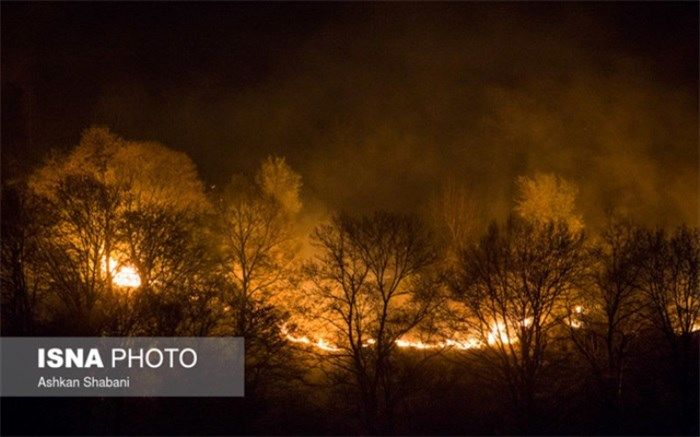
[5,3,698,229]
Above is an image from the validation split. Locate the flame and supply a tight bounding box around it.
[568,305,584,328]
[281,325,340,352]
[281,324,482,352]
[396,337,483,350]
[277,306,587,353]
[487,321,512,345]
[444,338,483,350]
[396,339,435,349]
[361,338,376,348]
[315,338,340,352]
[103,256,141,288]
[112,264,141,288]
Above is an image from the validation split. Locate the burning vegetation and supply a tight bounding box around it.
[1,3,697,435]
[2,127,698,435]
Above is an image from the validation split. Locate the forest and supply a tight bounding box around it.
[1,126,698,435]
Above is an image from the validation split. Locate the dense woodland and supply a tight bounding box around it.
[2,127,698,435]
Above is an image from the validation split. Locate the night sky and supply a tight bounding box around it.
[2,2,698,228]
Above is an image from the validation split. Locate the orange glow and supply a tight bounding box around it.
[281,325,340,352]
[282,307,587,352]
[112,264,141,288]
[568,305,584,328]
[103,256,142,288]
[487,321,512,345]
[281,324,482,352]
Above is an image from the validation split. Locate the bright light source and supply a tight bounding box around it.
[103,255,141,288]
[521,317,533,327]
[488,321,513,345]
[113,265,141,288]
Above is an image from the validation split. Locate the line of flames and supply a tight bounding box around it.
[281,306,589,353]
[106,257,571,351]
[279,318,576,353]
[104,259,576,350]
[281,326,486,352]
[105,265,699,349]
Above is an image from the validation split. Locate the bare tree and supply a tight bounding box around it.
[1,182,48,334]
[451,216,587,431]
[111,208,219,336]
[637,225,699,427]
[32,175,121,333]
[638,226,699,342]
[567,218,646,431]
[215,156,301,336]
[304,211,441,433]
[424,179,481,266]
[23,126,213,335]
[214,156,303,402]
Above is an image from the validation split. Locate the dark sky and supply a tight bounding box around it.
[2,2,698,228]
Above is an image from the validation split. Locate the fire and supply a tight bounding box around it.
[444,338,483,350]
[280,325,340,352]
[281,324,482,352]
[396,338,483,350]
[396,339,435,349]
[103,256,141,288]
[487,321,513,345]
[282,307,585,352]
[112,264,141,288]
[568,305,584,328]
[569,319,583,328]
[691,320,700,332]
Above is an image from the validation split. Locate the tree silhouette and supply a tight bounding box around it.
[21,126,214,335]
[304,212,442,433]
[1,182,49,334]
[637,225,699,431]
[451,215,587,431]
[214,156,303,404]
[214,156,300,333]
[567,217,646,431]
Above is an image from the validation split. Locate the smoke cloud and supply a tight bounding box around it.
[4,3,697,229]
